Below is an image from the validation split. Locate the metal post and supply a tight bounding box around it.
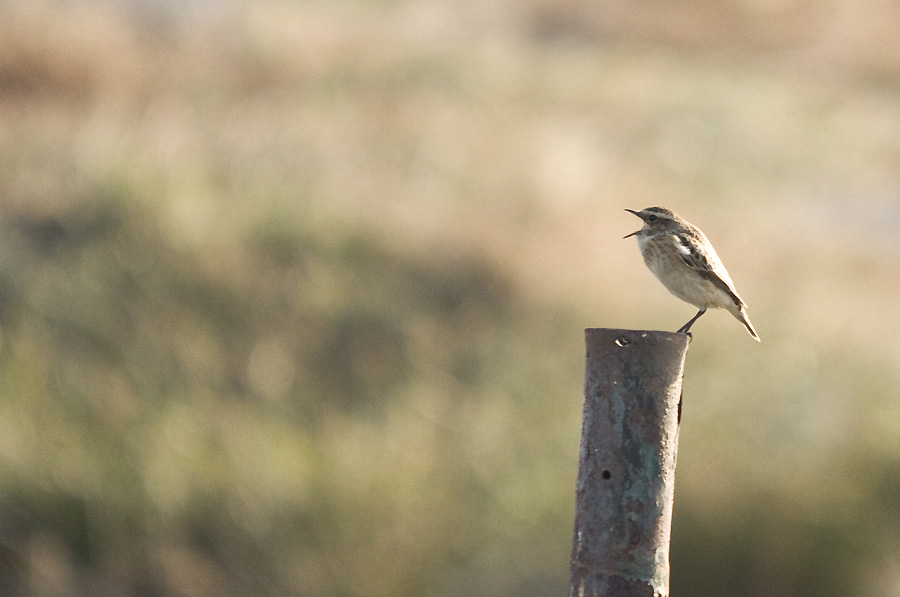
[569,328,690,597]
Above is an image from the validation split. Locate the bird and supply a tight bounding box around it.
[624,206,759,341]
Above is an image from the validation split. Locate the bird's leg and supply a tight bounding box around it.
[677,308,707,335]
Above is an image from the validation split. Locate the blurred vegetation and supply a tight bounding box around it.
[2,0,900,595]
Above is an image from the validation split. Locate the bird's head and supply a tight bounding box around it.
[623,207,683,238]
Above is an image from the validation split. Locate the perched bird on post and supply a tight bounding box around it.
[624,207,760,341]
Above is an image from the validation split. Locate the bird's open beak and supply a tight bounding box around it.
[624,209,642,238]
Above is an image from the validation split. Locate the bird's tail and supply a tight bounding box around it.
[731,306,760,342]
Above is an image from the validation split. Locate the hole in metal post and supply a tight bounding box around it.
[678,389,683,425]
[601,470,611,480]
[614,336,630,347]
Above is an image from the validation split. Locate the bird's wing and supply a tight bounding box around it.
[675,233,746,309]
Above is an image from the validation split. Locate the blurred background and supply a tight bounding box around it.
[1,0,900,595]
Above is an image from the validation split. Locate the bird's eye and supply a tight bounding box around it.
[647,215,658,222]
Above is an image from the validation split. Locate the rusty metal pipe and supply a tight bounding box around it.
[569,328,690,597]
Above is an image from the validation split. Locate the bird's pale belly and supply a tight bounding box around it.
[641,241,729,309]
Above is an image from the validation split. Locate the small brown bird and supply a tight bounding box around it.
[625,207,759,341]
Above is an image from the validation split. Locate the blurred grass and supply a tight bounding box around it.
[2,0,900,596]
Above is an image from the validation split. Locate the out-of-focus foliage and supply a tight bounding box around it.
[0,192,578,596]
[2,0,900,596]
